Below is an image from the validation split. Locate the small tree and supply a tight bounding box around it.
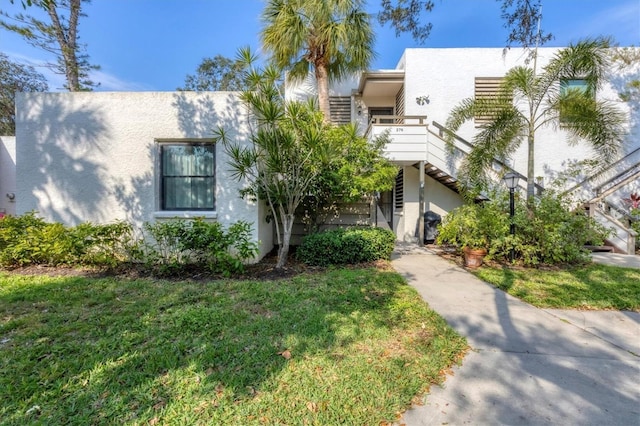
[215,49,396,268]
[214,51,330,268]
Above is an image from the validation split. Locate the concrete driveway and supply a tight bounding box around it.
[392,250,640,426]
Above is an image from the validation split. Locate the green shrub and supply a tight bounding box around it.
[297,227,395,266]
[0,212,135,267]
[141,218,259,275]
[511,191,610,265]
[436,201,508,252]
[437,190,610,266]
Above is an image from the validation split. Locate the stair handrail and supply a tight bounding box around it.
[589,167,640,203]
[592,161,640,195]
[563,146,640,196]
[431,121,544,194]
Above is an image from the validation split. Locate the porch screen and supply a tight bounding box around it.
[161,144,215,210]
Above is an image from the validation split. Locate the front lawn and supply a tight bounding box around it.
[472,263,640,311]
[0,267,466,425]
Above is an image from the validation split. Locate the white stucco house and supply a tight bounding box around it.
[13,91,273,259]
[5,46,639,257]
[288,47,640,253]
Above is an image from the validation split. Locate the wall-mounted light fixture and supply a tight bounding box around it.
[6,192,15,201]
[416,95,430,106]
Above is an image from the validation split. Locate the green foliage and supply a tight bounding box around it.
[436,201,508,251]
[0,0,99,91]
[0,52,48,135]
[437,190,610,265]
[297,227,396,266]
[0,212,134,267]
[300,124,397,229]
[177,54,245,91]
[0,268,466,425]
[217,48,395,268]
[0,213,257,274]
[141,218,258,276]
[510,190,610,265]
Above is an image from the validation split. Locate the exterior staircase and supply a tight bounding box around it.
[367,116,638,254]
[565,148,640,254]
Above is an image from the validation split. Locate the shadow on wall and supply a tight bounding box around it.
[16,93,111,225]
[607,62,640,143]
[111,92,250,229]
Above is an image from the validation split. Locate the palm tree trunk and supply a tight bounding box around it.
[526,129,535,204]
[315,62,330,123]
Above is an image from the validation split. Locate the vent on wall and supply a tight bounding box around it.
[474,77,508,127]
[394,169,404,211]
[329,96,351,125]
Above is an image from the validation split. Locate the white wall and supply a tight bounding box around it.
[0,136,16,216]
[15,91,273,260]
[402,47,639,186]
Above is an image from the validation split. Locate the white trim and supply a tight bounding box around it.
[153,211,217,220]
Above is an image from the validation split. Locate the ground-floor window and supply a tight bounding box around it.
[160,143,215,210]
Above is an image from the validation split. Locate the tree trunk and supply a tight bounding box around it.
[46,0,82,91]
[526,126,535,204]
[315,62,330,123]
[276,213,295,269]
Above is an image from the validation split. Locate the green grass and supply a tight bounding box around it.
[473,263,640,311]
[0,267,466,425]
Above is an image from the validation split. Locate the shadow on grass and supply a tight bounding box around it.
[0,268,462,424]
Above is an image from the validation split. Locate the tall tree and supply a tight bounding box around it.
[261,0,375,121]
[501,0,552,50]
[0,52,48,135]
[445,37,626,203]
[1,0,98,91]
[178,55,246,92]
[377,0,435,44]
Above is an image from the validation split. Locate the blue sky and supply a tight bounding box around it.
[2,0,639,91]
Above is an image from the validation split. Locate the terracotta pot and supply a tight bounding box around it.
[463,247,487,268]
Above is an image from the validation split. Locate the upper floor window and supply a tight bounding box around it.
[560,79,590,97]
[160,143,215,210]
[559,79,593,123]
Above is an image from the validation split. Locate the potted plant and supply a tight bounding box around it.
[437,202,504,267]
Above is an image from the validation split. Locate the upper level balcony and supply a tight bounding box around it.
[366,115,428,164]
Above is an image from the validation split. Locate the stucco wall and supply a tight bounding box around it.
[0,135,16,216]
[15,91,273,259]
[402,47,639,185]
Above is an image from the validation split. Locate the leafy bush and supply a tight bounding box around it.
[297,227,395,266]
[511,190,610,265]
[141,218,258,275]
[437,190,610,265]
[0,212,135,267]
[436,201,508,251]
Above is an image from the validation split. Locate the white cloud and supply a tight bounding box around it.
[5,51,153,92]
[90,70,153,92]
[567,1,640,45]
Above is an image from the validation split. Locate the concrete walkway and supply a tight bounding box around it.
[392,249,640,426]
[591,252,640,269]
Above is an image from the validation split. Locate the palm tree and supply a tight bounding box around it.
[445,37,626,203]
[261,0,375,121]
